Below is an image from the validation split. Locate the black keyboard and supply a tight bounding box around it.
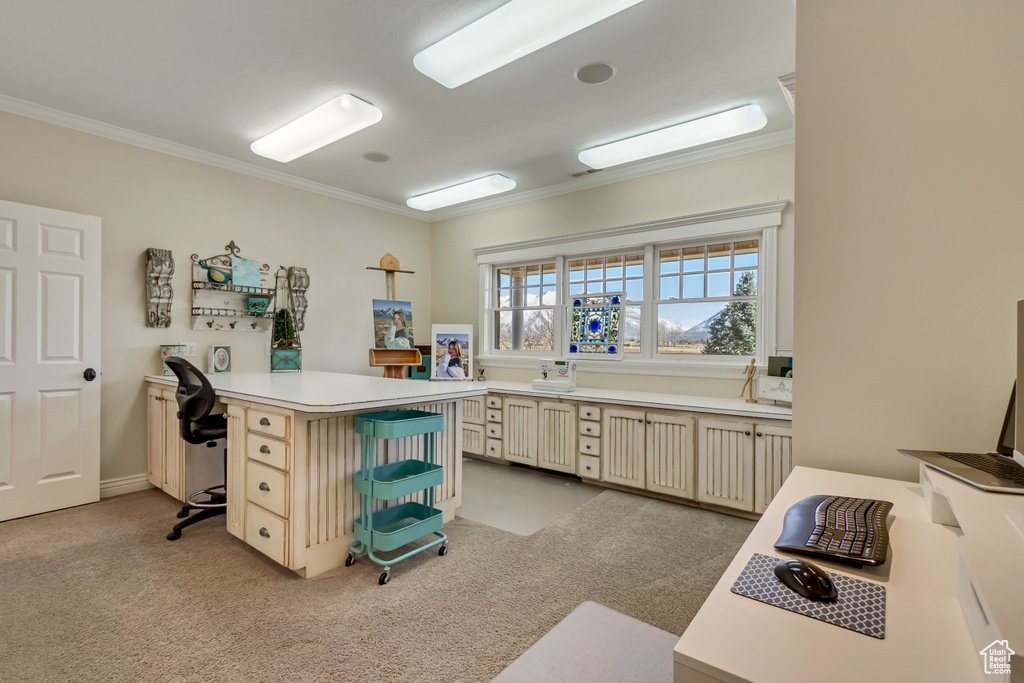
[937,452,1024,485]
[774,495,893,567]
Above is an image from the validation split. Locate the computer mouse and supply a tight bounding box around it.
[773,558,838,602]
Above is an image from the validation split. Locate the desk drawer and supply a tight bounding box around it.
[579,454,600,479]
[247,409,290,440]
[246,460,288,518]
[485,438,502,459]
[579,435,600,456]
[486,409,502,423]
[485,422,502,439]
[486,395,503,409]
[580,406,601,422]
[579,420,601,438]
[247,433,289,471]
[245,503,287,566]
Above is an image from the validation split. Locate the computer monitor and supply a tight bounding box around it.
[1016,299,1024,466]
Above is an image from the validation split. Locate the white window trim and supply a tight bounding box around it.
[476,201,786,379]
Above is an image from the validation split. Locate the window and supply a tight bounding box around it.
[476,202,785,376]
[493,262,556,351]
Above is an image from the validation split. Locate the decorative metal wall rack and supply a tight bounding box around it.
[191,241,274,332]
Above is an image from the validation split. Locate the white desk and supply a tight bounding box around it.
[673,466,1024,682]
[145,372,487,577]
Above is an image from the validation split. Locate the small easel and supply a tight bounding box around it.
[367,253,421,379]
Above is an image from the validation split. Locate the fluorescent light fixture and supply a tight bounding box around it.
[578,104,768,169]
[407,174,517,211]
[414,0,645,89]
[250,94,382,163]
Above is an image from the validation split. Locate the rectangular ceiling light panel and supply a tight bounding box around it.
[414,0,645,88]
[250,94,383,163]
[407,174,517,211]
[578,104,768,169]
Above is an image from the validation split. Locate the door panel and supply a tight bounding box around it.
[602,408,645,487]
[646,412,696,499]
[538,401,576,474]
[754,423,794,513]
[697,418,754,511]
[502,397,538,466]
[0,199,101,521]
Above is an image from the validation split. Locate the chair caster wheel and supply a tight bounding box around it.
[176,510,189,519]
[379,571,390,585]
[166,530,181,541]
[438,544,448,556]
[345,554,356,567]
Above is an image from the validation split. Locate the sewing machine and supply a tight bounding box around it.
[531,358,577,392]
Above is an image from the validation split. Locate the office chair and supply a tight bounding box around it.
[163,357,228,541]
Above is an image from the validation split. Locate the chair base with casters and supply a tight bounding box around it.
[163,357,229,541]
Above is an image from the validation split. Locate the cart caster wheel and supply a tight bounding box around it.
[379,572,390,586]
[176,510,189,519]
[438,544,448,556]
[166,530,181,541]
[345,554,356,567]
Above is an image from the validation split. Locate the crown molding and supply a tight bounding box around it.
[0,94,428,220]
[425,129,795,222]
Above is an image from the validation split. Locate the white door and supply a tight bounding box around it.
[0,199,101,521]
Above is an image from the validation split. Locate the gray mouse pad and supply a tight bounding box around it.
[730,552,886,639]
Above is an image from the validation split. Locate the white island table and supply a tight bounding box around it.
[145,371,487,577]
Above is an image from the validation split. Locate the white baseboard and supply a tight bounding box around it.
[100,473,154,499]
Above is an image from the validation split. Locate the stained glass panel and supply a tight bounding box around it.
[568,293,624,358]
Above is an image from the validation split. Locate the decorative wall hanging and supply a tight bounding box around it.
[288,266,309,331]
[567,292,625,359]
[190,241,274,332]
[145,248,174,328]
[270,266,301,372]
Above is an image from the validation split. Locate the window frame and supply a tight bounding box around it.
[476,201,785,378]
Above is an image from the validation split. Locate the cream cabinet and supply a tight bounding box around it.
[238,406,295,568]
[602,408,646,488]
[645,412,696,499]
[538,401,577,474]
[754,423,794,513]
[462,395,486,455]
[146,385,184,501]
[696,418,755,511]
[503,396,539,466]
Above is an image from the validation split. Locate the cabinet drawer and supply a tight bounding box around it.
[246,460,288,518]
[245,503,287,566]
[247,409,290,440]
[486,395,503,409]
[579,454,600,479]
[486,409,502,423]
[485,422,502,439]
[580,406,601,421]
[485,438,502,459]
[247,433,289,471]
[579,435,600,456]
[579,420,601,438]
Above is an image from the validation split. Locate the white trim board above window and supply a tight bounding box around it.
[475,201,788,379]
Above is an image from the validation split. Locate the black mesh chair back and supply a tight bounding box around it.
[164,357,226,445]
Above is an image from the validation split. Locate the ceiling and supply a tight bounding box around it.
[0,0,795,220]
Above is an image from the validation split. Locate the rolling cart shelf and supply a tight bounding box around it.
[347,409,448,585]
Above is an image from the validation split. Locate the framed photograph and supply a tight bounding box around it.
[373,299,413,349]
[208,345,232,373]
[159,344,187,376]
[431,325,472,380]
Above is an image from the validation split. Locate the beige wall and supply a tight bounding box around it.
[430,145,795,396]
[0,111,431,482]
[794,2,1024,480]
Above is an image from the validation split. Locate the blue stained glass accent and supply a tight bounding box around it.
[570,344,578,353]
[610,296,620,304]
[589,319,601,332]
[573,299,582,307]
[608,345,616,354]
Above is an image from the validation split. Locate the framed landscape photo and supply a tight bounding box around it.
[431,325,472,380]
[372,299,413,349]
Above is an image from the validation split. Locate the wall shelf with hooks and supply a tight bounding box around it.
[191,241,274,332]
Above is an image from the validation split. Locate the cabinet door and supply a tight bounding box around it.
[538,401,577,474]
[462,395,486,425]
[602,408,646,488]
[646,412,696,499]
[697,418,754,511]
[462,422,486,455]
[503,397,538,466]
[754,423,793,513]
[146,387,165,489]
[160,389,186,500]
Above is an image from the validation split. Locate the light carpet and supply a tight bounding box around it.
[0,488,754,683]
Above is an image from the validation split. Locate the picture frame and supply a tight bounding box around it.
[159,344,187,376]
[372,299,414,349]
[208,345,232,373]
[431,325,472,381]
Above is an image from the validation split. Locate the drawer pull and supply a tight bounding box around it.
[637,418,643,423]
[745,431,751,436]
[585,444,592,450]
[646,420,651,424]
[259,527,270,538]
[586,465,592,471]
[585,427,592,433]
[259,482,270,491]
[757,431,763,437]
[260,445,271,454]
[260,417,271,426]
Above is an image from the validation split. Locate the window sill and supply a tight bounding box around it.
[477,353,757,380]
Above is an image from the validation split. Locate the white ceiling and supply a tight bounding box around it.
[0,0,795,220]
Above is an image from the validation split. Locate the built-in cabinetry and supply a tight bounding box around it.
[239,406,295,567]
[465,386,793,516]
[146,384,184,500]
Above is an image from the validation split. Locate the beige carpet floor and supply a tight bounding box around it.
[0,488,753,683]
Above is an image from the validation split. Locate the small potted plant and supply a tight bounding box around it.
[271,267,301,372]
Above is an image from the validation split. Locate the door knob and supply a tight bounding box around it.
[83,368,97,381]
[259,527,270,538]
[260,417,271,426]
[259,482,270,491]
[260,445,271,454]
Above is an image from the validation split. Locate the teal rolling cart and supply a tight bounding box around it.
[346,409,448,585]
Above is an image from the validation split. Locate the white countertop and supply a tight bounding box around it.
[673,466,989,683]
[482,381,792,421]
[146,371,488,413]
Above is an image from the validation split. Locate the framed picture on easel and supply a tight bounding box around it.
[431,325,472,380]
[372,299,414,349]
